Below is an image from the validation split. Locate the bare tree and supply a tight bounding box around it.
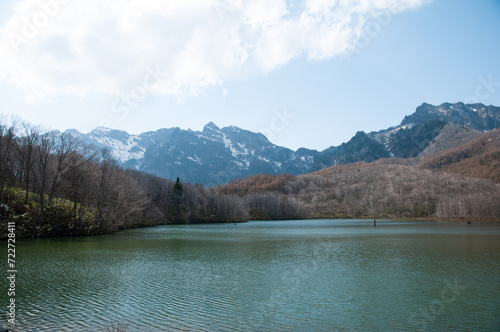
[0,117,18,192]
[18,123,40,205]
[96,150,115,229]
[65,145,97,230]
[48,132,84,204]
[33,131,56,225]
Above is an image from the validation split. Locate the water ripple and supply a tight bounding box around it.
[8,220,500,331]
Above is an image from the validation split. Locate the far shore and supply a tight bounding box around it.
[10,217,500,240]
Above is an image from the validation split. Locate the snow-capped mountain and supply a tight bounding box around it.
[401,102,500,130]
[310,102,500,170]
[67,102,500,186]
[66,122,317,187]
[66,127,177,167]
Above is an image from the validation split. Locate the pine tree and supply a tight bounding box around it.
[169,177,185,222]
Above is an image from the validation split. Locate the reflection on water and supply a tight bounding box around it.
[4,220,500,331]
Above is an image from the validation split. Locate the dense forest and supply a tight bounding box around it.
[215,129,500,220]
[419,128,500,183]
[215,160,500,221]
[1,118,499,239]
[0,119,247,238]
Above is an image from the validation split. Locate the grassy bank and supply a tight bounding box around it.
[0,187,103,238]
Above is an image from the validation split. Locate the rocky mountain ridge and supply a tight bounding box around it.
[66,102,500,186]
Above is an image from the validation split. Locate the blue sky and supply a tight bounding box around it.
[0,0,499,151]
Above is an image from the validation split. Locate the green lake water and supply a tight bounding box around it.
[3,219,500,331]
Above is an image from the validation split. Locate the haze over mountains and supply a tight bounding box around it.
[66,102,500,186]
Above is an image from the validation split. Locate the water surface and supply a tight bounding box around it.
[4,219,500,331]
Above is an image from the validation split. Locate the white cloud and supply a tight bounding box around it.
[0,0,431,102]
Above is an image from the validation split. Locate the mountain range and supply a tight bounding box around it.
[66,102,500,186]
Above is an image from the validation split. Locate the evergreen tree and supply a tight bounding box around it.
[170,177,185,222]
[172,177,183,205]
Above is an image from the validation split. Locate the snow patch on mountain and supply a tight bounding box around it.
[187,155,202,165]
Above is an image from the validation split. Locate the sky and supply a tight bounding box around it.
[0,0,499,151]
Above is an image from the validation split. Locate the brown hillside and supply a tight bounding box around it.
[418,122,483,157]
[419,128,500,183]
[214,131,500,220]
[214,173,294,196]
[215,159,500,220]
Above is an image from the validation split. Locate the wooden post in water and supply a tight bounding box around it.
[374,219,376,227]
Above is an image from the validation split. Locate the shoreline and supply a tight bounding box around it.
[9,217,500,240]
[400,217,500,223]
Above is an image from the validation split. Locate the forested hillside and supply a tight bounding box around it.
[0,120,247,238]
[216,127,500,221]
[216,161,500,220]
[419,128,500,183]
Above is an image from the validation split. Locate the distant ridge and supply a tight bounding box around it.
[402,102,500,131]
[65,102,500,186]
[419,127,500,183]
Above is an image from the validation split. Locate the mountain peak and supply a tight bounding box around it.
[203,122,220,132]
[401,102,500,131]
[64,128,81,135]
[58,101,500,186]
[93,126,113,133]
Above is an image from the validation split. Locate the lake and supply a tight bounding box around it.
[4,219,500,331]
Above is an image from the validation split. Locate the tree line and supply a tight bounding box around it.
[2,117,498,239]
[0,118,247,238]
[419,127,500,183]
[215,160,500,221]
